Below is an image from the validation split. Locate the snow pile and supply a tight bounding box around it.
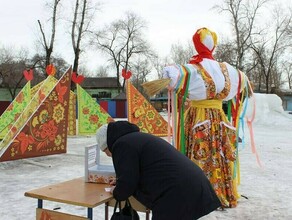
[246,93,292,125]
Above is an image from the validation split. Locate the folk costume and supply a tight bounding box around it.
[163,27,253,208]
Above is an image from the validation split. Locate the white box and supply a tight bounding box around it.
[85,144,115,184]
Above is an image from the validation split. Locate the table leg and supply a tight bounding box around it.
[87,208,93,220]
[146,209,150,220]
[105,202,109,220]
[37,199,43,208]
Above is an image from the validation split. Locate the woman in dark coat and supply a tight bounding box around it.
[96,121,221,220]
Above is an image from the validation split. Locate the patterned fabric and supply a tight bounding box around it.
[184,100,238,208]
[0,68,72,162]
[127,81,169,136]
[0,82,31,139]
[77,84,114,135]
[184,64,238,207]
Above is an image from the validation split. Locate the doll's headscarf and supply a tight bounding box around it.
[189,27,217,64]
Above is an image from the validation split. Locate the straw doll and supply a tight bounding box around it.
[160,27,254,208]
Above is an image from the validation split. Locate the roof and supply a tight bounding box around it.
[150,96,168,101]
[112,92,126,100]
[81,77,121,89]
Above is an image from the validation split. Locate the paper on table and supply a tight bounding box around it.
[105,187,111,192]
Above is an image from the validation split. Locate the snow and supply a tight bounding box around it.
[1,93,292,220]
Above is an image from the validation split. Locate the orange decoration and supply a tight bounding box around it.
[23,69,34,81]
[72,72,85,84]
[46,64,56,76]
[122,69,132,80]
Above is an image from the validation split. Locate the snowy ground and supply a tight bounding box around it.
[1,93,292,220]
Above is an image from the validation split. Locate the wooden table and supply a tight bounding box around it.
[24,177,113,220]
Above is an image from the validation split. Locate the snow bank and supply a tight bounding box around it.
[246,93,292,125]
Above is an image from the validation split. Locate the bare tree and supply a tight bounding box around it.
[214,38,237,65]
[37,0,62,67]
[0,46,30,100]
[30,53,70,79]
[251,5,292,93]
[71,0,96,75]
[91,11,153,92]
[95,66,109,77]
[150,55,170,79]
[131,58,152,95]
[283,61,292,89]
[170,41,195,64]
[215,0,269,71]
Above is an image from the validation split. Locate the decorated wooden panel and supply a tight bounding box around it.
[0,68,72,162]
[0,76,57,157]
[33,79,77,136]
[127,81,169,136]
[0,82,31,139]
[36,208,89,220]
[77,84,114,135]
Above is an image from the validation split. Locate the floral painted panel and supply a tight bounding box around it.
[127,81,169,136]
[77,85,114,135]
[0,68,72,162]
[68,91,77,136]
[36,208,88,220]
[32,78,76,136]
[0,82,31,139]
[0,76,57,155]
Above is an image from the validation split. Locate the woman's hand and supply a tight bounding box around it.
[109,177,116,186]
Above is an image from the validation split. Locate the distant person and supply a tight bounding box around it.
[96,121,221,220]
[162,27,252,208]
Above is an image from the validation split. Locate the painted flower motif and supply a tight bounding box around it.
[15,92,24,103]
[53,103,65,124]
[40,120,58,141]
[137,121,144,128]
[56,83,67,103]
[134,107,145,118]
[17,132,35,154]
[48,91,58,102]
[82,107,90,115]
[140,127,148,133]
[196,131,205,139]
[142,101,148,108]
[89,114,99,124]
[32,116,39,128]
[133,93,143,106]
[11,148,15,157]
[39,110,49,124]
[14,113,21,121]
[156,119,162,127]
[54,135,62,146]
[40,210,52,220]
[146,110,155,120]
[11,126,17,134]
[146,123,154,133]
[38,89,46,102]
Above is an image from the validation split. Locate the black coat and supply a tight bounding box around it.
[107,121,221,220]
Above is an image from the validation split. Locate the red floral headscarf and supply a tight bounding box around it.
[189,27,218,64]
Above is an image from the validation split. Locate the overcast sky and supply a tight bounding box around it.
[0,0,290,73]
